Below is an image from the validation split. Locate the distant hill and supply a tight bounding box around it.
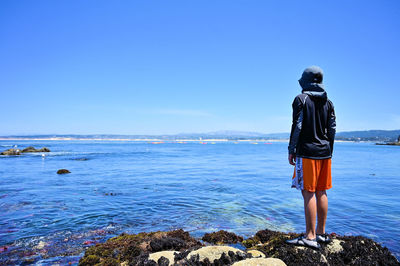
[336,130,400,142]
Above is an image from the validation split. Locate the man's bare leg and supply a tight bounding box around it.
[302,190,316,239]
[316,190,328,235]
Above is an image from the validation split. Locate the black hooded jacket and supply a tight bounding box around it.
[288,66,336,159]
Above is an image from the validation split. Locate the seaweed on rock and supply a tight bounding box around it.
[202,230,244,244]
[79,229,202,265]
[244,229,400,266]
[79,228,399,266]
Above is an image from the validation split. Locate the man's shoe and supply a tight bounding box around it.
[286,235,321,249]
[316,234,332,244]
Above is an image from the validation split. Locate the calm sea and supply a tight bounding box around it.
[0,140,399,264]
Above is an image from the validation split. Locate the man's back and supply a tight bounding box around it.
[295,93,335,159]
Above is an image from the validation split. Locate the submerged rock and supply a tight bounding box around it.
[57,169,71,174]
[21,146,50,153]
[104,193,117,196]
[0,148,20,155]
[34,241,47,250]
[202,230,244,244]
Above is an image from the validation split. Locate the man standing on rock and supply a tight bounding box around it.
[286,66,336,249]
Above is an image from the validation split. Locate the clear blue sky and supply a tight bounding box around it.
[1,0,399,135]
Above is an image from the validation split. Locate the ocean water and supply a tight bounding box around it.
[0,140,399,264]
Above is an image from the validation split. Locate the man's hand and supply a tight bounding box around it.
[288,154,296,166]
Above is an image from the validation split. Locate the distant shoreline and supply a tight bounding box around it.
[0,137,362,143]
[0,137,287,142]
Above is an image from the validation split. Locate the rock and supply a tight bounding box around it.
[376,141,400,146]
[21,146,37,153]
[232,257,286,266]
[104,192,118,196]
[150,237,186,252]
[148,251,177,265]
[187,246,246,262]
[1,148,20,155]
[157,256,170,266]
[244,229,400,266]
[57,169,71,174]
[247,249,266,258]
[1,147,50,155]
[202,230,244,244]
[21,146,50,153]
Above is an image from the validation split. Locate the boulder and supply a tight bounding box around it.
[1,148,20,155]
[187,246,246,262]
[57,169,71,174]
[148,251,177,265]
[232,257,286,266]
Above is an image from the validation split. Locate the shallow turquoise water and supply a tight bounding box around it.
[0,140,399,263]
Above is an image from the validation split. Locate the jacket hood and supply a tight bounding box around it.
[299,66,327,99]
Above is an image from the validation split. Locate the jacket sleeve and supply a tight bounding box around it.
[288,96,304,155]
[327,101,336,155]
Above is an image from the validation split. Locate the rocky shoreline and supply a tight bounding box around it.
[376,142,400,146]
[79,229,399,266]
[376,136,400,146]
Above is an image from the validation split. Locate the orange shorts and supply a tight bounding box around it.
[292,158,332,192]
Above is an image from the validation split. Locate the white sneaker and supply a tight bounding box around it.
[286,235,321,249]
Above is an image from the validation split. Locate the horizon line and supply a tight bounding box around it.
[1,128,400,137]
